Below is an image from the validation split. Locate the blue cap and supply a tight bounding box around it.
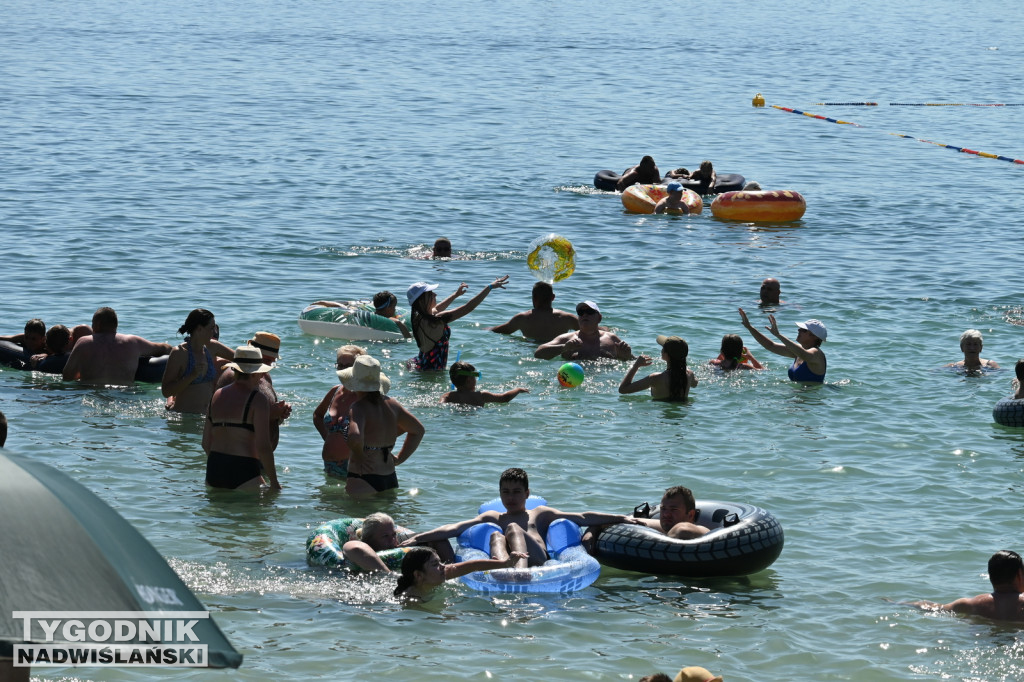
[666,182,684,193]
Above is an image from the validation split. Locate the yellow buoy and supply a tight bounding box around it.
[752,93,765,107]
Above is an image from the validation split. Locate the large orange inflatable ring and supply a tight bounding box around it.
[621,184,703,215]
[710,190,806,222]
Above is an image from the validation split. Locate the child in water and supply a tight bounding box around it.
[710,334,763,371]
[441,361,529,406]
[393,546,526,602]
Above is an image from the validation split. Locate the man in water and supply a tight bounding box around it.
[0,318,47,356]
[62,307,172,385]
[534,300,631,361]
[583,485,709,551]
[914,550,1024,621]
[489,281,579,343]
[759,277,783,306]
[654,182,691,215]
[400,467,638,568]
[947,329,1000,370]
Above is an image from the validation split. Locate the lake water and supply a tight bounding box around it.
[3,0,1024,679]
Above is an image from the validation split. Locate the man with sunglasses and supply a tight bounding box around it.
[534,300,632,361]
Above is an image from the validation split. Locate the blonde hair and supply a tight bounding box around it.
[337,344,367,361]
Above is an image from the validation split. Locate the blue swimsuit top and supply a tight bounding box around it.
[788,358,826,383]
[185,344,218,385]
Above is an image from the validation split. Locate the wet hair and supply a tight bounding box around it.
[449,361,476,388]
[336,345,366,363]
[1016,359,1024,383]
[988,550,1024,587]
[361,513,394,548]
[720,334,744,363]
[45,325,72,355]
[178,308,215,337]
[373,291,397,312]
[91,307,118,333]
[691,160,714,184]
[638,155,656,170]
[960,329,983,346]
[24,319,45,337]
[394,547,436,597]
[433,238,452,256]
[638,675,672,682]
[662,486,696,512]
[71,325,92,343]
[0,410,6,447]
[500,467,529,489]
[661,337,690,401]
[532,281,555,307]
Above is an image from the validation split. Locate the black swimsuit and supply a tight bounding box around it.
[205,391,261,489]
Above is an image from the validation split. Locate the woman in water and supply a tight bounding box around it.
[312,344,367,479]
[162,308,233,413]
[393,546,526,602]
[407,276,508,371]
[709,333,763,371]
[341,355,425,495]
[618,335,697,401]
[739,308,827,382]
[202,345,280,490]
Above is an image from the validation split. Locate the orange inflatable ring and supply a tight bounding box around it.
[621,184,703,215]
[710,190,806,222]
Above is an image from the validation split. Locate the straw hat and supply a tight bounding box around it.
[224,345,272,374]
[248,331,280,358]
[337,355,391,393]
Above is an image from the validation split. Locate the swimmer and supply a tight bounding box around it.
[162,309,234,414]
[441,361,528,406]
[688,160,717,194]
[70,324,92,346]
[342,355,425,496]
[0,318,46,355]
[28,324,73,373]
[407,276,509,371]
[759,277,783,306]
[673,666,724,682]
[371,291,411,338]
[582,485,709,553]
[615,155,662,191]
[913,550,1024,622]
[743,181,762,191]
[400,467,639,569]
[489,281,579,343]
[312,344,367,478]
[393,546,527,602]
[619,335,696,401]
[739,308,827,382]
[654,182,691,215]
[710,334,763,371]
[432,237,452,258]
[1012,359,1024,399]
[534,301,632,361]
[947,329,1000,371]
[62,307,172,385]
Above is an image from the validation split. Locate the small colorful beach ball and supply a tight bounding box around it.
[557,362,585,387]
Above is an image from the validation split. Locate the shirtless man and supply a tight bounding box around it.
[534,300,632,361]
[759,277,783,306]
[400,467,638,568]
[615,156,661,192]
[583,485,709,551]
[0,318,46,355]
[654,182,691,215]
[62,307,171,385]
[914,550,1024,621]
[947,329,1000,371]
[489,282,579,343]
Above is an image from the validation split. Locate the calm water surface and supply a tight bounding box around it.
[2,0,1024,679]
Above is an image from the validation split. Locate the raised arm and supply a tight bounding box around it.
[764,315,825,372]
[439,276,509,323]
[435,283,469,312]
[739,308,790,357]
[619,356,656,394]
